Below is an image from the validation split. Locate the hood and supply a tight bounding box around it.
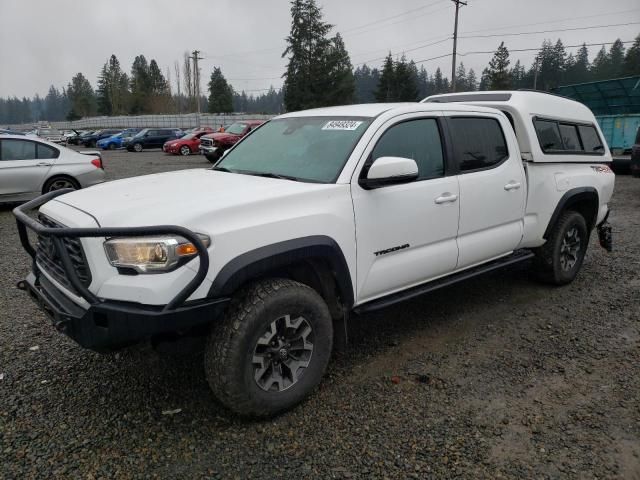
[205,132,240,142]
[50,169,338,229]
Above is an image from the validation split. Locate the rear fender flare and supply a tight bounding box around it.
[543,187,599,239]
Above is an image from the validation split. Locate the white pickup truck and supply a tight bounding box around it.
[15,91,614,417]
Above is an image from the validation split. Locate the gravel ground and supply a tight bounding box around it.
[1,148,639,479]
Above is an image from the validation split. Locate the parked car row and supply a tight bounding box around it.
[2,121,267,158]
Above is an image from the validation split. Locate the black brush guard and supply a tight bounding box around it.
[13,189,228,350]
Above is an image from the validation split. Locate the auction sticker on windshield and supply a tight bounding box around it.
[322,120,364,131]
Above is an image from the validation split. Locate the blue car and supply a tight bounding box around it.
[96,129,142,150]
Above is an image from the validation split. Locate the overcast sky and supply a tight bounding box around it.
[0,0,638,98]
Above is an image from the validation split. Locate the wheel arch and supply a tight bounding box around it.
[543,187,599,239]
[41,174,80,194]
[208,236,354,313]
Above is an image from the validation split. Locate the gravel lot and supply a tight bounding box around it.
[1,148,639,479]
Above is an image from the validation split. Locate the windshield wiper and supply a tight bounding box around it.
[243,171,303,182]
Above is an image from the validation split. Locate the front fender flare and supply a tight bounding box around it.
[208,235,354,308]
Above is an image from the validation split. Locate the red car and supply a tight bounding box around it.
[162,128,214,156]
[199,120,265,162]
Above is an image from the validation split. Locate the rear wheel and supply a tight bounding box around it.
[43,176,79,193]
[533,211,588,285]
[180,145,191,156]
[205,279,333,418]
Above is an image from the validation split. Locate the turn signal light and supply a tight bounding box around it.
[176,243,198,256]
[91,158,103,169]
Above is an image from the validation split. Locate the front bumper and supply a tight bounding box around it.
[20,272,228,351]
[13,190,219,351]
[199,145,218,155]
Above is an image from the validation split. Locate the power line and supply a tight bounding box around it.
[353,37,452,66]
[341,0,447,34]
[462,7,640,35]
[459,21,640,39]
[410,39,636,66]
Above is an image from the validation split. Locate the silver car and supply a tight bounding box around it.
[0,135,105,203]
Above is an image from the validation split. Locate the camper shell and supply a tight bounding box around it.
[422,91,611,164]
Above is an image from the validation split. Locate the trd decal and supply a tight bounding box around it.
[374,244,410,256]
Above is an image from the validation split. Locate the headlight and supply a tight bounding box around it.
[104,234,210,273]
[171,143,178,147]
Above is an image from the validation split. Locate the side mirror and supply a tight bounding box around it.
[359,156,419,190]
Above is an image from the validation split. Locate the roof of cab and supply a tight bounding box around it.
[422,90,596,123]
[277,102,505,119]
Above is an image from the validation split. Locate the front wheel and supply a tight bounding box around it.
[533,211,589,285]
[179,145,191,156]
[108,143,116,150]
[205,279,333,418]
[133,143,143,152]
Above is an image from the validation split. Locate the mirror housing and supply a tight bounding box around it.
[359,156,419,190]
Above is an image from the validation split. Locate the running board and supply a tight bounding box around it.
[353,250,535,314]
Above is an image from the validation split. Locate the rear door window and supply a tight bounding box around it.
[0,139,37,160]
[448,117,509,172]
[578,125,604,153]
[36,143,58,159]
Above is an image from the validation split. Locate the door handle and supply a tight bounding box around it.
[36,162,52,167]
[434,193,458,204]
[504,181,521,191]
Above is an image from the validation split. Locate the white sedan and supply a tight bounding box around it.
[0,134,106,203]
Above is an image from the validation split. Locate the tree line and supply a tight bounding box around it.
[1,0,639,125]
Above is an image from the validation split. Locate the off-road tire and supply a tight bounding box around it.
[205,278,333,418]
[533,210,589,285]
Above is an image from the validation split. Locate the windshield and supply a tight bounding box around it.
[133,129,147,138]
[216,117,371,183]
[226,123,247,135]
[181,133,196,140]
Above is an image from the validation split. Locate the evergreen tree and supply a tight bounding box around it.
[487,42,511,90]
[433,67,446,93]
[509,60,526,89]
[325,33,355,105]
[354,64,380,103]
[566,43,590,84]
[623,34,640,75]
[96,55,129,115]
[148,59,171,113]
[591,45,610,81]
[395,56,419,101]
[207,67,234,113]
[466,69,478,91]
[374,54,396,101]
[67,72,96,118]
[130,55,151,114]
[44,85,66,121]
[455,63,467,91]
[608,39,626,78]
[282,0,333,111]
[479,68,491,90]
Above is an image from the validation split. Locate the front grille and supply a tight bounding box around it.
[35,215,91,295]
[200,138,213,147]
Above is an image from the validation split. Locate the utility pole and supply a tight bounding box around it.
[190,50,204,125]
[533,58,539,90]
[450,0,467,92]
